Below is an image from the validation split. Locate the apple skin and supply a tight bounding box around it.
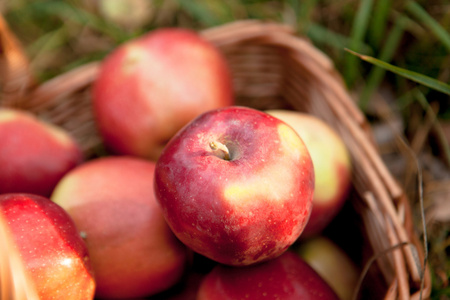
[295,236,360,300]
[0,108,83,197]
[266,110,352,237]
[92,27,234,161]
[154,106,314,266]
[51,156,188,299]
[197,250,340,300]
[0,193,95,300]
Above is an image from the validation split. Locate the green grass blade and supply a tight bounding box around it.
[176,0,223,27]
[344,0,375,87]
[27,27,66,58]
[359,15,407,110]
[307,23,373,55]
[406,1,450,51]
[292,0,319,31]
[345,49,450,95]
[369,0,391,47]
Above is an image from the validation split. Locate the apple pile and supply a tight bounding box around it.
[0,26,358,299]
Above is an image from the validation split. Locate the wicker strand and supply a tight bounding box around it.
[362,192,395,282]
[386,216,410,300]
[23,62,99,111]
[201,20,294,47]
[385,279,399,300]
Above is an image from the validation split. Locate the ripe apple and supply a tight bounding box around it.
[154,106,314,266]
[0,108,83,197]
[0,193,95,300]
[295,236,360,300]
[92,27,234,161]
[197,250,339,300]
[266,110,352,237]
[51,156,188,299]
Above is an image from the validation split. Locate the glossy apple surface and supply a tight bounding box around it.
[0,193,95,300]
[296,236,360,300]
[197,250,339,300]
[266,110,352,237]
[51,156,188,299]
[0,108,83,197]
[154,106,314,266]
[92,27,233,160]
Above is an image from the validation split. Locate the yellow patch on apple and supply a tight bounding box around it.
[0,108,75,147]
[45,122,78,148]
[0,109,19,122]
[122,45,147,75]
[268,110,351,205]
[277,123,305,156]
[305,127,350,204]
[223,123,310,207]
[51,175,79,206]
[223,162,295,208]
[312,153,339,203]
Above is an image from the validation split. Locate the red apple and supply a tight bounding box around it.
[92,27,234,161]
[0,108,83,197]
[266,110,352,237]
[295,236,360,300]
[0,193,95,300]
[51,156,188,299]
[154,106,314,266]
[197,250,339,300]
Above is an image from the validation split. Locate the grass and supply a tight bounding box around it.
[2,0,449,298]
[343,0,374,87]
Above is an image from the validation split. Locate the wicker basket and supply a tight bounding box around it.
[0,15,431,300]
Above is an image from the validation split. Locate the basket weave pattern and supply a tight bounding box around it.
[0,16,431,299]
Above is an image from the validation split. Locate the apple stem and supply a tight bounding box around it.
[209,141,230,160]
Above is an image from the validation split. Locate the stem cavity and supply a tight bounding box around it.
[209,141,231,161]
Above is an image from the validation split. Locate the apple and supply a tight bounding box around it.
[0,108,83,197]
[295,236,360,300]
[197,250,339,300]
[51,156,188,299]
[154,106,314,266]
[92,27,234,161]
[266,110,352,237]
[0,193,95,300]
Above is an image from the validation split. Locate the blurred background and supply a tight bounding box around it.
[1,0,449,298]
